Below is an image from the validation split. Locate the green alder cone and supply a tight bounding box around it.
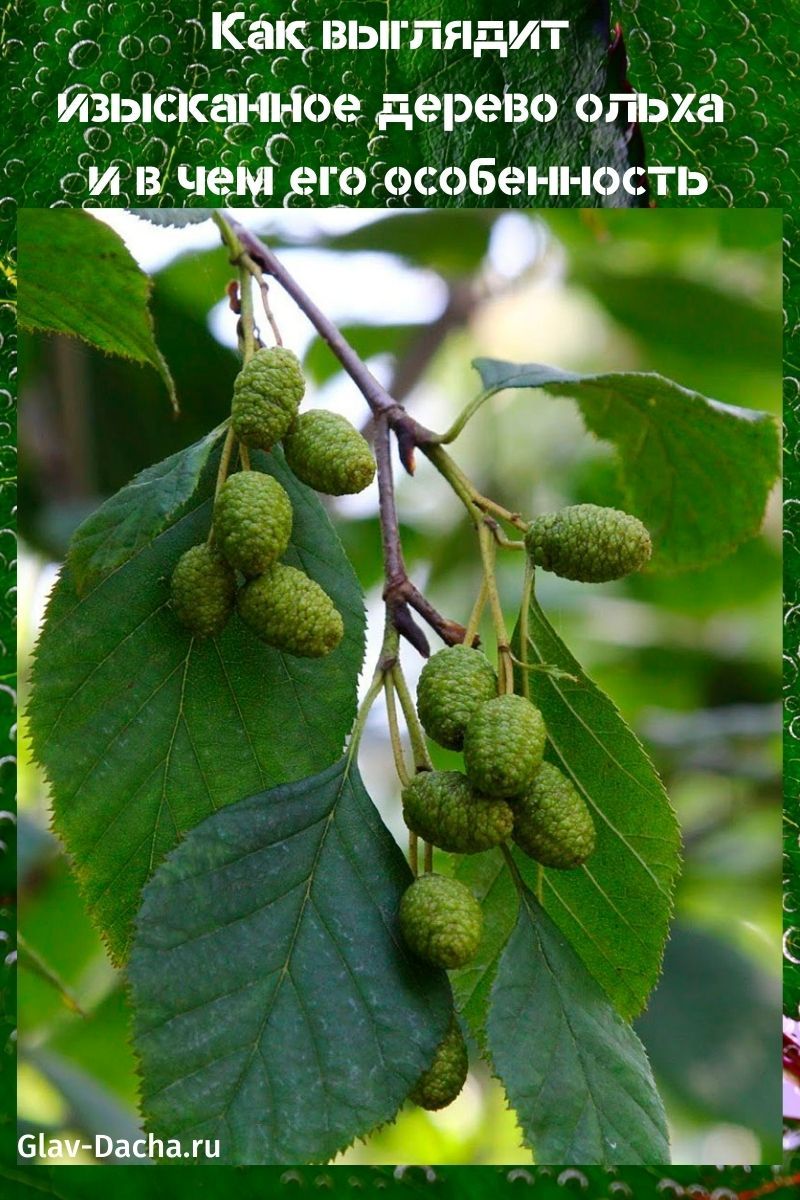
[237,563,344,658]
[283,409,376,496]
[416,644,498,750]
[512,761,597,869]
[463,694,546,800]
[409,1017,468,1110]
[402,770,513,853]
[170,543,236,638]
[525,503,652,583]
[230,346,305,450]
[214,470,292,577]
[399,873,483,970]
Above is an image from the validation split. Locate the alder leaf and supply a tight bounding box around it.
[511,593,681,1020]
[27,447,366,963]
[451,850,517,1044]
[473,359,779,571]
[487,873,670,1165]
[17,211,176,409]
[129,756,452,1165]
[67,425,227,594]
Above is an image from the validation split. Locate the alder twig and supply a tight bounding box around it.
[225,215,435,473]
[217,212,466,654]
[374,417,466,652]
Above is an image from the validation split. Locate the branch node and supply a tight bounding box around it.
[392,602,431,658]
[393,421,418,475]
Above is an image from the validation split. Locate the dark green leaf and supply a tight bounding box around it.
[474,358,779,570]
[625,6,797,227]
[130,756,451,1165]
[27,448,366,962]
[18,282,240,561]
[786,797,800,1018]
[1,1165,787,1199]
[17,211,175,408]
[67,425,226,594]
[488,875,670,1165]
[511,593,681,1020]
[451,850,517,1044]
[635,922,781,1135]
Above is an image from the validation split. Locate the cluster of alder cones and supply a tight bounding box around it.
[397,503,652,1109]
[170,346,375,656]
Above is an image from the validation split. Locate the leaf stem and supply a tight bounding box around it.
[489,526,526,550]
[518,559,534,702]
[437,387,495,444]
[212,210,240,258]
[424,444,527,532]
[207,424,236,544]
[477,521,514,694]
[346,666,386,765]
[463,576,488,648]
[383,672,410,788]
[424,444,482,520]
[249,258,284,347]
[391,661,432,773]
[500,842,525,893]
[238,263,257,364]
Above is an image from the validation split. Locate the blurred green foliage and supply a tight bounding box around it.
[18,209,781,1165]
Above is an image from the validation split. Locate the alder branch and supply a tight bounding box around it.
[360,278,480,443]
[226,217,435,474]
[221,214,466,653]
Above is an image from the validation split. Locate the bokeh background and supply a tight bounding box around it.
[18,208,782,1164]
